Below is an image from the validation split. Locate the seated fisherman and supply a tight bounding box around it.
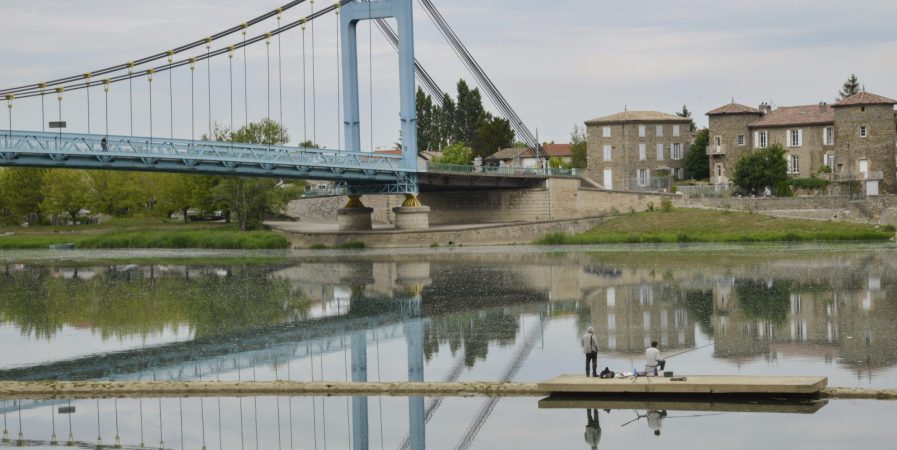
[645,341,666,374]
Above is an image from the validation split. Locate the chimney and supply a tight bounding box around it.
[758,102,772,115]
[818,101,827,113]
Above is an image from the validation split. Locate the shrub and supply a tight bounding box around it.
[789,177,829,191]
[646,202,655,211]
[660,198,673,213]
[335,240,366,249]
[309,243,328,250]
[537,231,568,245]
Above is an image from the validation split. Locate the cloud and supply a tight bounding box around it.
[1,0,896,144]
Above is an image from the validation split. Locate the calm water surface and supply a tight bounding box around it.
[1,245,896,448]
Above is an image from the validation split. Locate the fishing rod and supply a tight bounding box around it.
[620,411,725,427]
[662,342,715,360]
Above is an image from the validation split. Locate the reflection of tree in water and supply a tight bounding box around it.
[685,289,714,336]
[420,264,545,367]
[423,310,520,367]
[0,265,308,339]
[735,279,791,325]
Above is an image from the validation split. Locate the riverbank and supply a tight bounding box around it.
[0,221,289,250]
[537,208,895,245]
[1,381,895,400]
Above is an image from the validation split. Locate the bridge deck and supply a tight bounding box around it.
[537,375,827,396]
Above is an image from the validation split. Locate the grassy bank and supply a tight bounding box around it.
[0,221,289,250]
[537,208,895,245]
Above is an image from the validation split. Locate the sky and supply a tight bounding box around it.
[1,0,896,149]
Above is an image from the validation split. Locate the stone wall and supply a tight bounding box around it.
[686,195,897,225]
[287,178,683,225]
[277,216,607,249]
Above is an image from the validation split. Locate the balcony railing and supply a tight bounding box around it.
[706,144,726,155]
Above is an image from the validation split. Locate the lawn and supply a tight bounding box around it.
[0,219,289,250]
[537,208,896,245]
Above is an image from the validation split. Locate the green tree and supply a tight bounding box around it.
[0,168,46,224]
[40,170,91,224]
[735,279,791,325]
[684,128,710,180]
[732,143,788,196]
[432,93,456,151]
[548,157,572,170]
[415,87,436,152]
[839,74,860,99]
[473,116,514,158]
[206,119,302,230]
[88,171,146,216]
[433,143,472,165]
[454,80,486,146]
[570,125,588,169]
[157,174,196,222]
[676,104,697,132]
[298,140,321,149]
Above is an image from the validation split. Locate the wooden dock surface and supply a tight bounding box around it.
[538,375,827,395]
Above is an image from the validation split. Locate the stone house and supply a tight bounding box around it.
[707,91,897,194]
[585,111,692,191]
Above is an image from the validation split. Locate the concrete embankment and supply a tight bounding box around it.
[1,381,896,400]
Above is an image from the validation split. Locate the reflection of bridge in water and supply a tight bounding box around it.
[0,260,551,450]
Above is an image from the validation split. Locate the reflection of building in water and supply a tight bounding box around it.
[712,274,897,375]
[588,284,695,354]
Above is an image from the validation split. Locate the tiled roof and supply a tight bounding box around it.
[833,91,897,107]
[706,102,762,116]
[541,143,572,157]
[585,110,690,125]
[749,104,834,128]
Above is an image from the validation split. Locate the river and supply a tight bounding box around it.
[1,244,896,449]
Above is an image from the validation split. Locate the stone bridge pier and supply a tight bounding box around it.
[338,194,430,231]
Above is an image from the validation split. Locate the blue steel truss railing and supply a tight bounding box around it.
[427,162,579,177]
[0,130,413,183]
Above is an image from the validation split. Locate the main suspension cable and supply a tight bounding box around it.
[6,3,351,100]
[0,0,315,96]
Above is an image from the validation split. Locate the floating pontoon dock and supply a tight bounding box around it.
[538,375,828,396]
[538,395,828,414]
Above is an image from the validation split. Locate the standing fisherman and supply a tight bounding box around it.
[581,326,599,377]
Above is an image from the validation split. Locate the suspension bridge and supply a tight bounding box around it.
[0,0,562,217]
